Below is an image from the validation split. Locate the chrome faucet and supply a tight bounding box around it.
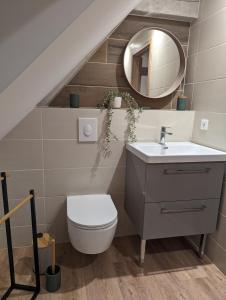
[159,126,173,148]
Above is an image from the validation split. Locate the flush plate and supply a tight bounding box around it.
[79,118,97,142]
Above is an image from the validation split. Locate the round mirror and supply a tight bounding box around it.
[124,28,186,99]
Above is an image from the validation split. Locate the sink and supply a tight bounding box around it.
[126,142,226,163]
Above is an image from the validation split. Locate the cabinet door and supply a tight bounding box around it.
[142,199,220,240]
[146,162,225,202]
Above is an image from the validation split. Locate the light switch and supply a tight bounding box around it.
[200,119,209,131]
[79,118,97,142]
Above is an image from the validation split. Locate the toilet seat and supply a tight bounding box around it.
[67,194,117,230]
[68,217,117,230]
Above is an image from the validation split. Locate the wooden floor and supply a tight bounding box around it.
[1,236,226,300]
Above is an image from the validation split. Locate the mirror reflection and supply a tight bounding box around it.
[124,29,181,98]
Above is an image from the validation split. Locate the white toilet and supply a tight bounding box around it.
[67,194,118,254]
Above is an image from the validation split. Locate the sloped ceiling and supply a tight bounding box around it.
[0,0,141,140]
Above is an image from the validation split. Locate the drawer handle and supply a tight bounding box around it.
[161,205,206,214]
[164,168,210,175]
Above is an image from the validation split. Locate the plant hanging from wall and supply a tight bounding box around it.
[100,90,142,156]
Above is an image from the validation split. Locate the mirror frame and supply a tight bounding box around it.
[123,27,186,99]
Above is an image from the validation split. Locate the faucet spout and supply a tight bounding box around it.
[159,126,173,147]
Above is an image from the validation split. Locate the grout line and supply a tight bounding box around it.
[87,61,122,66]
[188,40,226,59]
[209,235,226,252]
[40,109,46,225]
[67,84,129,89]
[184,21,192,91]
[4,166,127,173]
[108,37,130,42]
[187,75,226,86]
[2,138,43,141]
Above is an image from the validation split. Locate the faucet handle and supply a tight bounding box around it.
[161,126,171,131]
[161,126,173,135]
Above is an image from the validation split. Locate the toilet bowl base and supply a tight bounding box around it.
[68,219,117,254]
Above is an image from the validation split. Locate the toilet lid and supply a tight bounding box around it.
[67,194,118,229]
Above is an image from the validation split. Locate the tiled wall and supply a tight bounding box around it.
[0,108,194,248]
[49,15,190,109]
[186,0,226,274]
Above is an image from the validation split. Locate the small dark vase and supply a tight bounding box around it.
[177,97,188,111]
[70,94,80,108]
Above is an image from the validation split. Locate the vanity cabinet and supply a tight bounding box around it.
[125,151,225,263]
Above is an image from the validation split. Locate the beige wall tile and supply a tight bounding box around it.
[4,109,42,140]
[45,197,68,241]
[199,0,226,21]
[10,224,46,247]
[192,112,226,151]
[43,108,107,140]
[112,110,195,142]
[43,140,125,169]
[192,78,226,113]
[185,54,197,84]
[7,170,44,198]
[45,196,66,225]
[198,9,226,52]
[111,193,135,237]
[196,44,226,82]
[9,197,45,227]
[212,213,226,250]
[219,183,226,217]
[0,140,43,170]
[0,225,47,248]
[205,236,226,274]
[44,166,125,197]
[155,111,194,142]
[46,221,69,244]
[188,23,200,56]
[42,108,77,139]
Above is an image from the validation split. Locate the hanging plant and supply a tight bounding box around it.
[100,90,142,156]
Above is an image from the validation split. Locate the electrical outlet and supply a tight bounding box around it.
[200,119,209,131]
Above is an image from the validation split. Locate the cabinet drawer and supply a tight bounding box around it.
[143,199,220,240]
[146,162,225,202]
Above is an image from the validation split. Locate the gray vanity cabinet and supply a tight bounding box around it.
[125,151,225,262]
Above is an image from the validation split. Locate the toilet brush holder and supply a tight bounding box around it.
[45,238,61,292]
[45,265,61,292]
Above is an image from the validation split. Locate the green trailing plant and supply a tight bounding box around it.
[100,90,142,156]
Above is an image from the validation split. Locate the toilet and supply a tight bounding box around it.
[67,194,118,254]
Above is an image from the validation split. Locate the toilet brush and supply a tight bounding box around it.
[45,237,61,292]
[51,238,55,274]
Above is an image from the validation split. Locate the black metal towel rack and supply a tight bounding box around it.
[0,171,40,300]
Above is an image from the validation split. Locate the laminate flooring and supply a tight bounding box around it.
[1,236,226,300]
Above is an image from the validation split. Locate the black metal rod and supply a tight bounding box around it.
[14,283,36,291]
[29,189,40,294]
[1,171,15,286]
[1,286,14,300]
[0,175,40,299]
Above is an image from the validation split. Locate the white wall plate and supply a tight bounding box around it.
[79,118,98,142]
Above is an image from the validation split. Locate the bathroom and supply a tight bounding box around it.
[1,0,226,298]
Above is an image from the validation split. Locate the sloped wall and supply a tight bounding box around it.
[0,0,142,141]
[0,0,94,94]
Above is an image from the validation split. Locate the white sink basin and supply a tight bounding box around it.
[126,142,226,163]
